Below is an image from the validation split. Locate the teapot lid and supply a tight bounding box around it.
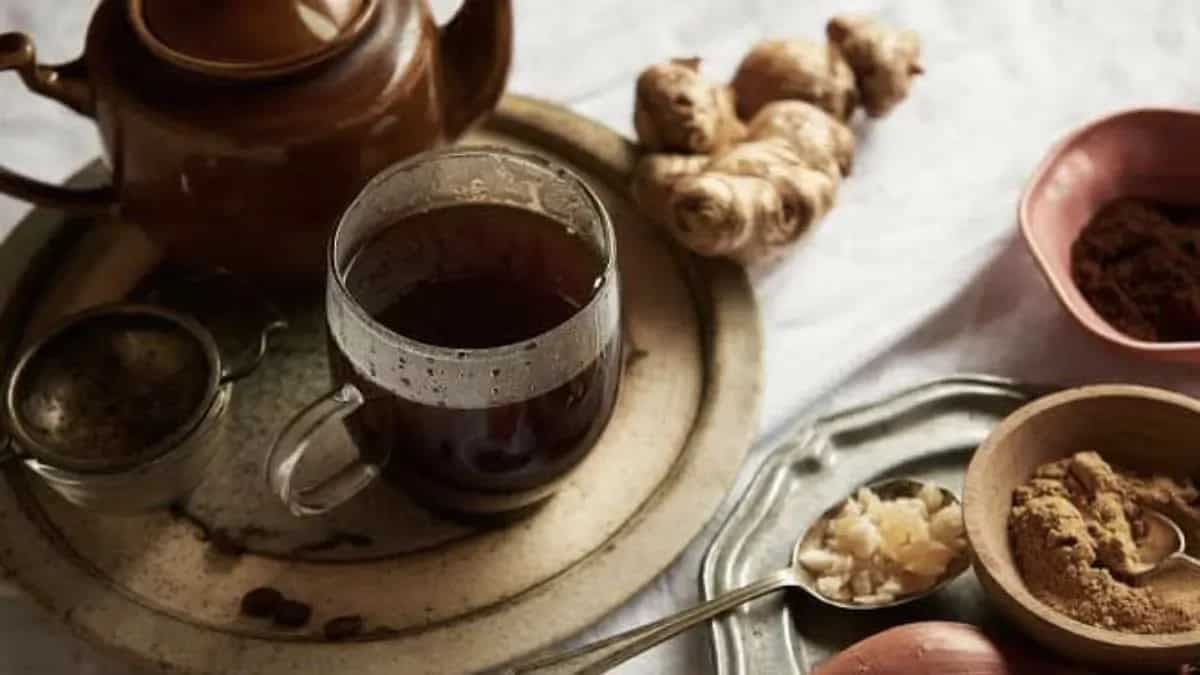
[128,0,378,79]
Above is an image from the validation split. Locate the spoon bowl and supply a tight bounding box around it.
[1131,510,1200,580]
[506,477,969,674]
[791,477,970,611]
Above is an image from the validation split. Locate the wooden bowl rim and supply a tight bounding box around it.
[965,383,1200,650]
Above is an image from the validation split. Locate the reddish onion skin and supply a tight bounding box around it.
[812,622,1097,675]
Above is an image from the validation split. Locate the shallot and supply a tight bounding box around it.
[812,622,1095,675]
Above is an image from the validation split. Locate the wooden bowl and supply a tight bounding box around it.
[964,384,1200,672]
[1019,107,1200,362]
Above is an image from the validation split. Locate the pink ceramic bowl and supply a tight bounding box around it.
[1020,107,1200,362]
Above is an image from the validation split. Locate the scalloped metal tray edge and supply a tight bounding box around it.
[701,375,1049,675]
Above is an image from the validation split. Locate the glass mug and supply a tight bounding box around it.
[266,147,621,518]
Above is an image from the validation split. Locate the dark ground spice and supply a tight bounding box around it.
[1071,199,1200,342]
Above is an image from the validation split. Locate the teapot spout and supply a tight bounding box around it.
[437,0,512,138]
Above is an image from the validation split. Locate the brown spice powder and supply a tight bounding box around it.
[1071,199,1200,342]
[1009,451,1200,633]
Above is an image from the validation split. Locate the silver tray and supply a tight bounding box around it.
[702,375,1046,674]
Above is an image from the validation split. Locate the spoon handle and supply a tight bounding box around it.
[503,568,798,675]
[1171,552,1200,574]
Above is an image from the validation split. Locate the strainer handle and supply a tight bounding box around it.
[264,383,379,517]
[219,314,288,384]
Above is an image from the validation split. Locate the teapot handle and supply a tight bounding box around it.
[0,33,115,212]
[437,0,513,139]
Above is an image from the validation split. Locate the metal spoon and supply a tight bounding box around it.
[1131,509,1200,579]
[502,478,970,675]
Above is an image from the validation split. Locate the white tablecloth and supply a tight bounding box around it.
[4,1,1200,673]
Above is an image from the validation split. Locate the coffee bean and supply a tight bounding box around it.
[273,599,312,628]
[323,615,364,641]
[240,587,283,618]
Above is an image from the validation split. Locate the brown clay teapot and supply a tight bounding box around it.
[0,0,511,287]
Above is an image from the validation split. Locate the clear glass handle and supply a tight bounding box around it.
[264,383,378,516]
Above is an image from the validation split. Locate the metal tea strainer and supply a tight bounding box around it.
[0,302,277,511]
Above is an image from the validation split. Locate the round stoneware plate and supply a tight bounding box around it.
[0,95,763,675]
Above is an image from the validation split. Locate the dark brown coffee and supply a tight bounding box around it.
[331,204,619,499]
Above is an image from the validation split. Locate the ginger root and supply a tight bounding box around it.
[827,14,923,117]
[631,153,710,228]
[633,58,746,153]
[731,39,857,121]
[629,13,921,266]
[705,138,836,241]
[747,100,855,178]
[635,138,836,264]
[664,173,768,258]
